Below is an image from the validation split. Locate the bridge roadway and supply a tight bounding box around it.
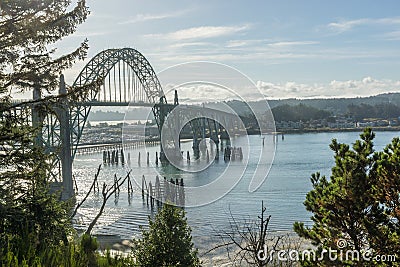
[11,99,240,123]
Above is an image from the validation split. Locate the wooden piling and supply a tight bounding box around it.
[170,178,175,203]
[141,174,145,198]
[149,181,154,208]
[155,175,160,203]
[164,177,168,202]
[179,178,185,206]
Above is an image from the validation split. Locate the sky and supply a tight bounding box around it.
[56,0,400,100]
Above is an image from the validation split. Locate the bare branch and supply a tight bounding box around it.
[85,170,132,235]
[70,164,101,219]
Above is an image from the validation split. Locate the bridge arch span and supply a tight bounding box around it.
[70,48,167,158]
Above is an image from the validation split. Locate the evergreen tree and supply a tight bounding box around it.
[372,137,400,256]
[0,0,91,264]
[132,204,200,267]
[0,0,89,95]
[294,128,399,266]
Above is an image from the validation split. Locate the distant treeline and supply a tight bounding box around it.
[266,92,400,114]
[88,108,153,121]
[223,93,400,122]
[271,104,331,122]
[88,111,125,121]
[88,93,400,123]
[347,103,400,120]
[271,102,400,122]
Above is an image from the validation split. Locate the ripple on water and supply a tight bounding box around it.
[73,132,400,241]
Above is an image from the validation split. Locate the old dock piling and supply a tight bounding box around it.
[155,152,159,165]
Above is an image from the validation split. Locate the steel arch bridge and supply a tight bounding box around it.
[70,48,167,158]
[18,48,243,198]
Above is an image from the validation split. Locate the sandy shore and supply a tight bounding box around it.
[95,231,310,266]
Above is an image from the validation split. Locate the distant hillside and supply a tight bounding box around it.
[88,108,153,121]
[266,93,400,115]
[219,93,400,117]
[88,93,400,122]
[88,111,124,121]
[272,104,332,122]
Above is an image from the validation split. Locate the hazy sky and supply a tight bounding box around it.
[56,0,400,100]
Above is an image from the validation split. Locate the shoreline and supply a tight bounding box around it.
[271,126,400,135]
[94,231,309,266]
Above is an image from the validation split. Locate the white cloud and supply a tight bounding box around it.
[158,77,400,103]
[382,30,400,40]
[225,39,318,49]
[169,42,212,49]
[268,41,319,47]
[327,17,400,33]
[225,39,266,48]
[151,46,385,65]
[162,83,238,104]
[327,19,369,33]
[256,77,400,99]
[145,24,251,41]
[119,10,188,24]
[226,40,251,48]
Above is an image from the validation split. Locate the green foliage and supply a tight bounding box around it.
[81,234,99,267]
[294,128,400,266]
[0,120,75,263]
[0,0,89,94]
[0,0,92,266]
[347,103,400,120]
[0,234,89,267]
[132,204,200,267]
[272,104,331,122]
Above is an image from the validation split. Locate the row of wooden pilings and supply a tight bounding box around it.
[94,170,184,208]
[103,149,128,165]
[141,175,185,208]
[102,146,244,166]
[102,150,160,166]
[223,146,243,161]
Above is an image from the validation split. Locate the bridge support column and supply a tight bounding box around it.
[192,138,200,159]
[58,74,74,200]
[210,120,220,158]
[157,91,180,164]
[32,85,44,146]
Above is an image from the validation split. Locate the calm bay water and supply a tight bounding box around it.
[73,131,400,241]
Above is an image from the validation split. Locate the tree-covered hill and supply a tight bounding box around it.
[271,103,331,121]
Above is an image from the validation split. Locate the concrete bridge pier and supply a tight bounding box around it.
[192,138,201,159]
[58,74,74,200]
